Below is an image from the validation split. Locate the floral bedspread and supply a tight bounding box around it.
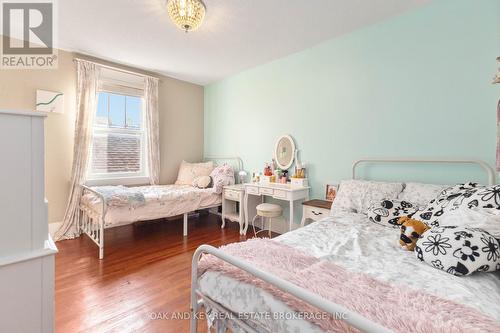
[85,185,146,208]
[82,185,202,210]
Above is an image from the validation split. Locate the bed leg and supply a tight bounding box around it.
[190,302,198,333]
[183,213,188,236]
[99,216,104,260]
[190,249,202,333]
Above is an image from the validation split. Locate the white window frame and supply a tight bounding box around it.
[86,85,149,186]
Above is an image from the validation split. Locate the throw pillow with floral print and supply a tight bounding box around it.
[415,226,500,276]
[415,182,484,227]
[367,199,419,228]
[210,164,235,194]
[468,185,500,211]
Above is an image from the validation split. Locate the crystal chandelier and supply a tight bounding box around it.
[167,0,206,32]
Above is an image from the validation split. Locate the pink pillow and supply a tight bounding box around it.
[210,164,235,194]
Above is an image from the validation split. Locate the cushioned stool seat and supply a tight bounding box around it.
[256,203,283,217]
[252,203,283,237]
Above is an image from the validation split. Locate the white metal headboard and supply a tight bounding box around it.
[352,158,495,186]
[203,155,244,180]
[203,156,243,171]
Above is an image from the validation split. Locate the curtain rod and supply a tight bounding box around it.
[73,57,160,81]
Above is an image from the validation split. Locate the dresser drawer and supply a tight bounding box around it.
[259,187,274,196]
[303,206,330,220]
[224,189,241,201]
[246,186,259,195]
[273,189,288,199]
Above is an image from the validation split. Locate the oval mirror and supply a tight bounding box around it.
[274,134,296,170]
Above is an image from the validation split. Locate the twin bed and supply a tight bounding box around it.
[79,157,242,259]
[191,159,500,333]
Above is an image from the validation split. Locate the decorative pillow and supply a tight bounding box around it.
[367,199,419,228]
[210,164,235,194]
[398,217,430,251]
[175,161,214,185]
[414,182,484,227]
[415,226,500,276]
[468,185,500,210]
[192,176,212,189]
[439,208,500,238]
[330,180,404,215]
[397,182,447,207]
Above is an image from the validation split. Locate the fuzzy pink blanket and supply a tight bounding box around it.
[198,238,500,333]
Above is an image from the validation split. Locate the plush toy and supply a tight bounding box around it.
[192,175,212,189]
[398,216,430,251]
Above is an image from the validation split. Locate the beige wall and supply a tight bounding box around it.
[0,48,204,224]
[158,77,204,184]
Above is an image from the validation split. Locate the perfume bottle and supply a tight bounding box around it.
[281,170,288,183]
[264,163,272,176]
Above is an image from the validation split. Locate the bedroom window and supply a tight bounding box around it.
[87,90,148,183]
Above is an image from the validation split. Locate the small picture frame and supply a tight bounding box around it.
[325,184,338,202]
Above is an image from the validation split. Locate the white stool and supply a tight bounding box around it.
[252,203,283,237]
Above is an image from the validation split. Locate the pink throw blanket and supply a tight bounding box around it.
[198,238,500,333]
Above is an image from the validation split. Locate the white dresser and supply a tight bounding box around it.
[0,110,57,333]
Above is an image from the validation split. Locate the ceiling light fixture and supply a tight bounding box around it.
[167,0,206,33]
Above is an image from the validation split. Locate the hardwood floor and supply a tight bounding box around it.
[55,214,250,333]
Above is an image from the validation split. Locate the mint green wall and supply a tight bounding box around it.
[205,0,500,201]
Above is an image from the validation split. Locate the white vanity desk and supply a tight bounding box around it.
[243,183,310,233]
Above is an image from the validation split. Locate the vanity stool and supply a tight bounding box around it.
[252,203,283,237]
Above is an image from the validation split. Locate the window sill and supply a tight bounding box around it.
[85,176,150,187]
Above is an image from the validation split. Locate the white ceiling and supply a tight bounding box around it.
[58,0,430,85]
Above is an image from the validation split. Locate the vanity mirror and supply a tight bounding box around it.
[274,134,296,170]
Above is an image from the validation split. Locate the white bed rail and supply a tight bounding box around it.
[190,244,393,333]
[352,158,496,186]
[80,184,106,259]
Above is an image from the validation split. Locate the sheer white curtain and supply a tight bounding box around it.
[145,76,160,185]
[54,60,99,240]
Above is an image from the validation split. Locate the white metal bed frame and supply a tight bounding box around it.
[352,158,495,185]
[190,158,495,333]
[79,156,243,259]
